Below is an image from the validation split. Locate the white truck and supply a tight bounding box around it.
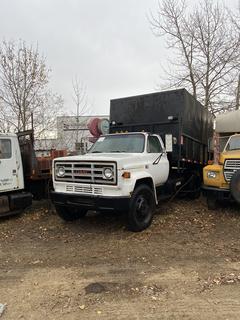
[0,133,32,217]
[0,129,65,217]
[51,89,212,231]
[51,132,170,231]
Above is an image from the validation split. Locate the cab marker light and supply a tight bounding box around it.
[122,171,131,179]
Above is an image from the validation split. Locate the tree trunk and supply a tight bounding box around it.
[236,74,240,110]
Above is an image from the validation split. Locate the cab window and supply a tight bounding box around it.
[0,139,12,159]
[147,136,162,153]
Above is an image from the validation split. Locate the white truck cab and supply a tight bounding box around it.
[51,132,170,231]
[0,133,32,216]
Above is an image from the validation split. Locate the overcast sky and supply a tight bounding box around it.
[0,0,239,115]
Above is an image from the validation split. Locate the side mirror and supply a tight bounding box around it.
[165,134,173,152]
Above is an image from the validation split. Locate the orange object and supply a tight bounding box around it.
[122,171,131,179]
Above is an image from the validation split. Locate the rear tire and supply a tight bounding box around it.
[55,206,88,221]
[127,184,155,232]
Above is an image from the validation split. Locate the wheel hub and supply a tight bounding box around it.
[136,196,149,220]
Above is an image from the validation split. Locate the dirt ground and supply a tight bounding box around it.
[0,198,240,320]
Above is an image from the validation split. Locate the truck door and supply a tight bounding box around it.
[147,135,169,186]
[0,137,18,192]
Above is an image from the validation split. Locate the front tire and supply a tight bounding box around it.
[127,184,156,232]
[206,194,218,210]
[230,170,240,204]
[55,206,88,221]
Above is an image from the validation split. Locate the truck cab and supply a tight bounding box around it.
[51,132,169,231]
[203,109,240,209]
[0,133,32,216]
[203,133,240,208]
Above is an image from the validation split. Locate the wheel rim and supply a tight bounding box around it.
[135,195,150,223]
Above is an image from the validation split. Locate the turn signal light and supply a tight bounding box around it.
[122,171,131,179]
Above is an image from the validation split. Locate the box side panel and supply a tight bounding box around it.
[110,89,213,165]
[110,89,185,125]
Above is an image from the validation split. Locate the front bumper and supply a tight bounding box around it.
[202,185,231,200]
[51,191,130,212]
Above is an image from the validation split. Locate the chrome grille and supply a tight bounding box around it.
[66,185,74,192]
[224,159,240,182]
[65,184,103,195]
[224,159,240,169]
[55,161,117,185]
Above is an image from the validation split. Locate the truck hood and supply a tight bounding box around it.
[54,153,147,170]
[220,150,240,164]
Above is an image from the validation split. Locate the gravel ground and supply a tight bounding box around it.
[0,198,240,319]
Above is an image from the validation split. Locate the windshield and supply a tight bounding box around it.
[225,136,240,151]
[89,134,145,153]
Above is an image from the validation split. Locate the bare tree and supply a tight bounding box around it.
[236,75,240,110]
[0,40,63,135]
[34,91,64,138]
[150,0,240,114]
[56,78,91,153]
[72,77,89,149]
[231,1,240,110]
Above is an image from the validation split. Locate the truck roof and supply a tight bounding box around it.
[0,132,17,138]
[216,110,240,134]
[104,132,148,136]
[110,87,186,102]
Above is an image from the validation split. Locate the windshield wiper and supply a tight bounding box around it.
[91,150,127,153]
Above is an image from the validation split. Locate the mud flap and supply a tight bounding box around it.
[0,195,10,214]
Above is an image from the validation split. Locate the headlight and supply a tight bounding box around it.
[207,171,217,179]
[56,166,65,177]
[103,167,113,179]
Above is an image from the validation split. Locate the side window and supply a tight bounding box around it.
[0,139,12,159]
[147,136,162,153]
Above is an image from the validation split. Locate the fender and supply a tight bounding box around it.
[130,171,158,205]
